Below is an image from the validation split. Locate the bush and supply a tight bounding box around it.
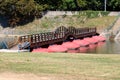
[78,11,109,18]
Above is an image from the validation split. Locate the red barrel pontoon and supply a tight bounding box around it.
[92,36,106,42]
[32,48,49,53]
[84,37,98,44]
[72,39,90,47]
[79,47,89,53]
[62,42,80,49]
[48,45,68,53]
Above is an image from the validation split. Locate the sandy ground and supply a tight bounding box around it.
[0,72,100,80]
[0,72,52,80]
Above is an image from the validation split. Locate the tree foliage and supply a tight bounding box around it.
[0,0,47,27]
[76,0,87,10]
[60,0,76,10]
[0,0,120,27]
[108,0,120,11]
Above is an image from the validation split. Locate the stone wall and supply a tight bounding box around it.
[43,11,119,17]
[43,11,79,17]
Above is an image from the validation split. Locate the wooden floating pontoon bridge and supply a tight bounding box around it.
[18,26,99,51]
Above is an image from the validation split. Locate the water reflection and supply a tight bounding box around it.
[89,40,120,54]
[67,40,120,54]
[79,47,89,53]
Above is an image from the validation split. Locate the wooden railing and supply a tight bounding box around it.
[19,26,98,49]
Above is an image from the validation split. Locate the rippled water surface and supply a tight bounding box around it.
[87,40,120,54]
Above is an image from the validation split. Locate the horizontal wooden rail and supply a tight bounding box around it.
[19,26,98,50]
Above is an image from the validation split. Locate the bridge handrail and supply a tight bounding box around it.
[19,26,97,48]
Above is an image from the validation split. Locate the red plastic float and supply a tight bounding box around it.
[84,37,98,44]
[48,45,68,53]
[98,42,105,46]
[72,39,90,47]
[32,49,39,53]
[92,36,106,42]
[62,42,80,49]
[32,48,49,53]
[89,44,97,49]
[79,47,89,53]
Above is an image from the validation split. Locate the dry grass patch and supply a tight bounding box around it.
[14,16,116,35]
[0,53,120,80]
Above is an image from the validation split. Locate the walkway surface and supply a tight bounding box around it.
[10,45,18,50]
[101,14,120,40]
[111,17,120,40]
[111,17,120,35]
[0,72,49,80]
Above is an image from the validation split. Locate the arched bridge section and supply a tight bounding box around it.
[19,26,98,50]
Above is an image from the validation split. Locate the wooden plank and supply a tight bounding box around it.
[19,26,97,50]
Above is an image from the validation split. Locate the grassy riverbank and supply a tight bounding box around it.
[0,52,120,80]
[9,16,115,35]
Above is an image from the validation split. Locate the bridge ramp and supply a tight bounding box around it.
[111,17,120,35]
